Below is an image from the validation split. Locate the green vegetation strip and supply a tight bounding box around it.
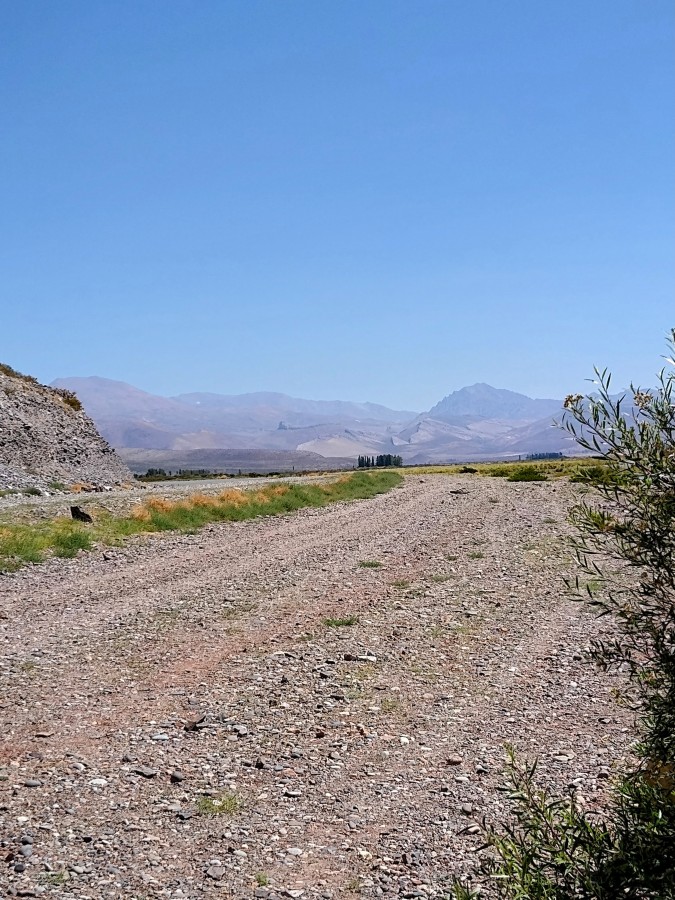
[0,470,402,573]
[399,457,603,480]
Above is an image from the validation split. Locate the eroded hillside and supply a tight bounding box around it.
[0,365,132,491]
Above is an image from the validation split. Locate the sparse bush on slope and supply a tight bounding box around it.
[454,332,675,899]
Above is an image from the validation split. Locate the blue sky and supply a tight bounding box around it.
[1,0,673,411]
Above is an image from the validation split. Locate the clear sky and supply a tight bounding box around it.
[1,1,673,411]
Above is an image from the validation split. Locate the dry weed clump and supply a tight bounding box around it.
[217,489,250,506]
[132,497,174,520]
[189,493,221,508]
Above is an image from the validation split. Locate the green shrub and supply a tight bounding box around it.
[455,332,675,899]
[53,387,83,412]
[506,465,547,482]
[568,462,616,486]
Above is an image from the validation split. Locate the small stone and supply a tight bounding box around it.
[287,847,303,856]
[460,803,473,815]
[24,779,42,787]
[133,766,159,778]
[20,835,33,844]
[446,754,463,766]
[284,788,302,798]
[170,771,184,783]
[285,891,305,898]
[152,733,169,742]
[19,845,33,858]
[234,725,248,737]
[14,862,26,873]
[206,865,226,880]
[184,714,206,731]
[89,778,108,786]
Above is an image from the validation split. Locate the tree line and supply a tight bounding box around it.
[357,454,403,468]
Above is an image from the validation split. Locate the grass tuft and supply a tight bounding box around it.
[324,615,359,627]
[195,793,241,816]
[359,560,383,568]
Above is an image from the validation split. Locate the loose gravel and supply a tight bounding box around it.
[1,475,630,898]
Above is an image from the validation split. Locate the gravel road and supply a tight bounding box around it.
[1,474,630,899]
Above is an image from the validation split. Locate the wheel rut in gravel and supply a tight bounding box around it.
[1,475,630,899]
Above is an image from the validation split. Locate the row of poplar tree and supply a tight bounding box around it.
[357,454,403,468]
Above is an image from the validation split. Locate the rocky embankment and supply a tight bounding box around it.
[0,366,132,492]
[0,475,630,898]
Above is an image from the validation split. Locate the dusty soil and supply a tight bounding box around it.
[0,475,630,899]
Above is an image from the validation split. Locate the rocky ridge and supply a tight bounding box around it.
[0,366,132,492]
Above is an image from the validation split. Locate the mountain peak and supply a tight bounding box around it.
[427,384,560,422]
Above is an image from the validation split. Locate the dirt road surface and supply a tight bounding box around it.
[1,475,630,899]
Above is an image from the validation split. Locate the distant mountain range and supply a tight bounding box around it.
[51,376,583,469]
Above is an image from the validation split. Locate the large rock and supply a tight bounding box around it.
[0,365,133,490]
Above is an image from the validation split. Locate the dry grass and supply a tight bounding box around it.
[0,471,403,573]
